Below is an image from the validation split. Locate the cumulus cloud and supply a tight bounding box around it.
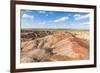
[74,14,90,20]
[53,16,69,22]
[82,22,90,25]
[46,14,49,16]
[74,14,81,17]
[38,21,46,25]
[22,14,34,19]
[38,11,46,14]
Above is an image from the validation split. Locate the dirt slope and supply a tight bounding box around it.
[21,32,89,63]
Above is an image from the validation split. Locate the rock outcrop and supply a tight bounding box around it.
[21,32,89,63]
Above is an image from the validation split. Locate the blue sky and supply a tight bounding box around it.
[21,9,90,29]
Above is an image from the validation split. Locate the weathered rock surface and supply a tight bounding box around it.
[21,32,89,63]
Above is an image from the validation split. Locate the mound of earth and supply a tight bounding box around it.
[21,32,89,63]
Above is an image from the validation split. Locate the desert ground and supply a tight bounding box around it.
[20,29,90,63]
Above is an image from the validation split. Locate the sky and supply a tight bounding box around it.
[20,9,90,30]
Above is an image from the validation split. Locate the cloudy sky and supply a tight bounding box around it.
[21,9,90,29]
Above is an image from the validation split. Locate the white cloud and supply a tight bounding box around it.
[53,16,69,22]
[74,14,81,17]
[68,14,71,16]
[46,14,49,16]
[82,22,90,25]
[38,21,46,25]
[75,14,90,20]
[38,11,46,14]
[21,14,34,27]
[22,14,34,19]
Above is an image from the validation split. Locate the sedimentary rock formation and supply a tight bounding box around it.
[21,32,89,63]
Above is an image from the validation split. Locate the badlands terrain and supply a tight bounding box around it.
[21,29,89,63]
